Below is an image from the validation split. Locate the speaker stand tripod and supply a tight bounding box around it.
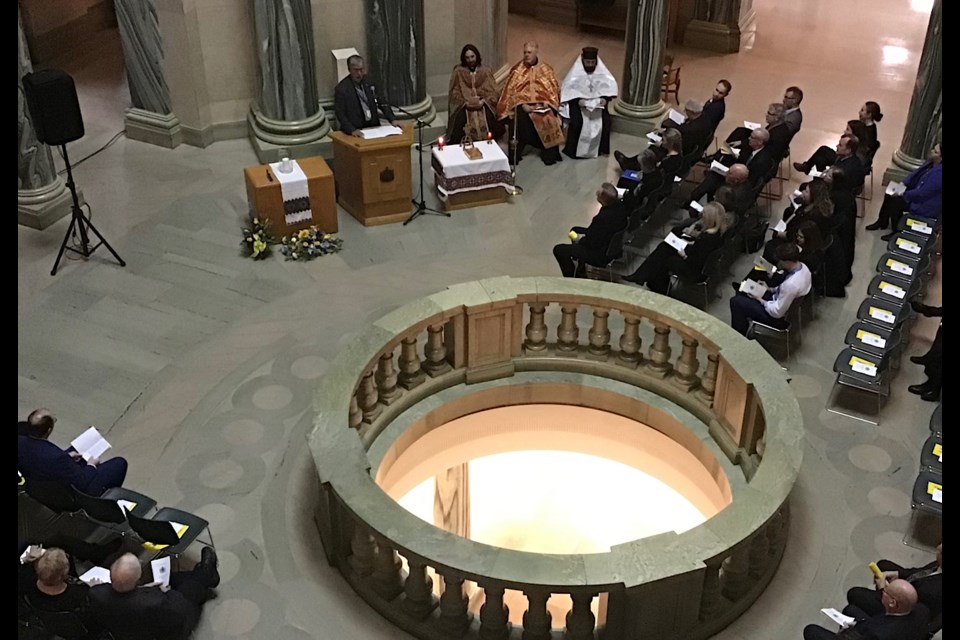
[397,106,450,226]
[50,144,125,276]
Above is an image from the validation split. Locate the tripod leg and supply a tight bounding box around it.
[50,215,80,276]
[81,214,126,267]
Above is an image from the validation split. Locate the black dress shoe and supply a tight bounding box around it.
[921,388,941,402]
[614,150,628,170]
[880,231,895,241]
[198,546,220,588]
[731,281,740,295]
[865,220,885,231]
[908,383,932,396]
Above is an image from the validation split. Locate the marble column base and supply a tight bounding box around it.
[124,108,182,149]
[882,148,925,185]
[611,98,669,136]
[248,106,332,163]
[683,13,756,53]
[18,177,78,230]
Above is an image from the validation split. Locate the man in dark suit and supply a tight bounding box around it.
[702,79,731,129]
[847,543,942,624]
[676,99,714,157]
[782,85,804,135]
[553,183,628,277]
[726,103,791,159]
[803,579,929,640]
[88,550,220,640]
[333,55,399,136]
[692,129,774,203]
[17,409,128,495]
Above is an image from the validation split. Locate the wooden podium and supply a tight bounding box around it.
[330,125,414,226]
[243,157,337,234]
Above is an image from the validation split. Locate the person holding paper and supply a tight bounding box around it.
[497,41,565,166]
[803,579,929,640]
[552,183,628,277]
[665,99,714,156]
[559,47,618,159]
[19,547,93,620]
[17,409,128,494]
[333,55,399,136]
[692,129,774,203]
[866,143,941,235]
[725,102,792,159]
[614,126,684,176]
[796,108,882,174]
[623,202,728,294]
[620,149,664,218]
[89,550,220,640]
[729,243,811,336]
[846,544,941,626]
[446,45,501,144]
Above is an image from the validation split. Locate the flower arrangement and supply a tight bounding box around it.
[240,216,275,260]
[280,226,343,261]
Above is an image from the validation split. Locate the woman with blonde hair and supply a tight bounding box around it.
[624,202,726,294]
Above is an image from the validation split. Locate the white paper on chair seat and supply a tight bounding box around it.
[117,499,137,513]
[646,132,662,144]
[878,281,906,299]
[667,109,686,125]
[855,329,886,348]
[772,219,787,233]
[886,181,906,196]
[80,567,112,585]
[868,306,895,324]
[849,355,878,377]
[895,237,921,254]
[709,160,729,175]
[932,488,942,503]
[738,279,767,297]
[905,218,933,234]
[821,608,856,629]
[357,125,403,139]
[744,121,762,130]
[689,200,704,212]
[886,259,912,276]
[664,232,689,252]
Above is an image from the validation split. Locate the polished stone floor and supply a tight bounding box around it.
[18,1,940,638]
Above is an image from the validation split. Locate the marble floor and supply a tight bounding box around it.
[18,1,940,638]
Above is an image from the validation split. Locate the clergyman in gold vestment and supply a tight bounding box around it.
[497,41,565,165]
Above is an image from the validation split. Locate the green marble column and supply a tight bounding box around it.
[366,0,435,123]
[612,0,669,135]
[884,0,941,183]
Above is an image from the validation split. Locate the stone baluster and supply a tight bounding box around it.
[719,547,750,601]
[617,314,642,367]
[423,324,452,376]
[587,308,611,358]
[524,303,548,352]
[348,524,375,576]
[398,336,425,389]
[748,530,769,579]
[699,562,723,620]
[358,370,382,423]
[521,589,552,640]
[697,353,720,404]
[765,507,788,558]
[375,351,400,404]
[564,592,596,640]
[348,393,362,430]
[401,559,438,619]
[436,575,471,637]
[478,584,510,640]
[646,323,673,375]
[371,540,404,601]
[556,305,580,352]
[672,336,701,389]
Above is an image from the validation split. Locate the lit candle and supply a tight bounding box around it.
[438,136,445,150]
[486,131,493,143]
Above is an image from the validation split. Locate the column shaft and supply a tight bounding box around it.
[366,0,435,122]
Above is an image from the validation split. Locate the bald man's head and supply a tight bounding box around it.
[26,408,56,438]
[882,579,918,615]
[522,42,539,66]
[727,164,749,184]
[110,553,142,593]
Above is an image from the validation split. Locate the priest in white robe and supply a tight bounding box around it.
[559,47,619,159]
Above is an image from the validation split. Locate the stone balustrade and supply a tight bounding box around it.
[311,277,803,640]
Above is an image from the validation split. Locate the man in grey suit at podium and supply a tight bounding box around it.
[333,54,399,136]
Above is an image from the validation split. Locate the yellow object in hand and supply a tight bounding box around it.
[568,231,579,241]
[868,562,884,579]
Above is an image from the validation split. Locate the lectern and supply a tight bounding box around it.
[330,126,414,226]
[243,157,337,235]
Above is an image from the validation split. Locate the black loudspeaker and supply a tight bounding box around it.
[22,69,85,146]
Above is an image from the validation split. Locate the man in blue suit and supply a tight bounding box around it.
[18,408,127,495]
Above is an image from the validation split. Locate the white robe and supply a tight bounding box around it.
[559,57,619,158]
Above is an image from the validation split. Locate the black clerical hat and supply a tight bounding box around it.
[581,47,599,60]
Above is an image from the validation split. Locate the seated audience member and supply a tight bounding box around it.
[818,135,865,198]
[729,243,810,336]
[89,550,220,640]
[20,547,92,619]
[906,301,942,402]
[702,79,732,129]
[614,127,683,175]
[623,202,728,294]
[866,143,941,235]
[803,579,929,640]
[795,120,873,174]
[18,408,128,495]
[726,103,792,159]
[784,178,836,237]
[553,183,628,278]
[713,177,755,220]
[740,220,823,288]
[847,543,941,624]
[857,100,882,158]
[621,149,665,214]
[781,85,804,135]
[692,129,774,203]
[664,99,713,156]
[713,186,744,229]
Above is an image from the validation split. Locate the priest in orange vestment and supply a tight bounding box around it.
[497,41,565,166]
